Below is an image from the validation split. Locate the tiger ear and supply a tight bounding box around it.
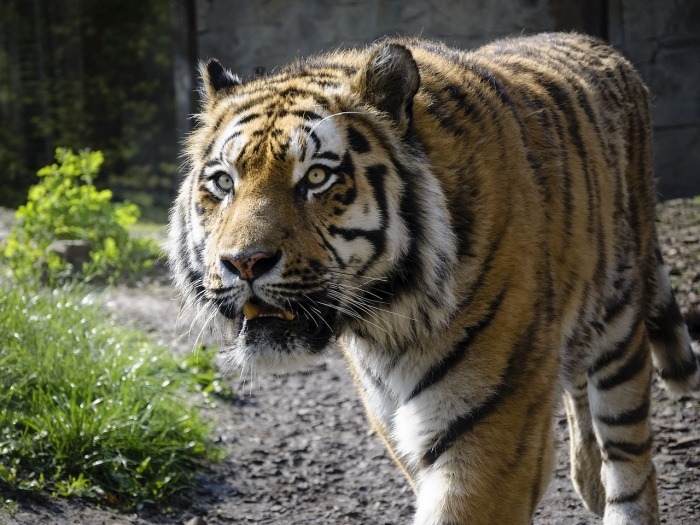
[354,43,420,134]
[201,59,241,101]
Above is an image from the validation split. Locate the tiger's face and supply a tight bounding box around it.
[169,47,430,370]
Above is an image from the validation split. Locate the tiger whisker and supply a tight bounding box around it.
[192,299,220,349]
[316,300,392,339]
[296,301,320,329]
[329,281,390,304]
[326,289,387,319]
[302,295,334,332]
[328,285,416,322]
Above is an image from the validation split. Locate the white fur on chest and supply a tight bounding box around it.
[342,333,470,469]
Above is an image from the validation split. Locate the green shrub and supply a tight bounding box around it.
[0,284,224,508]
[2,148,160,284]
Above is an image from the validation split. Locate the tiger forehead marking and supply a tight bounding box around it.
[201,109,388,254]
[168,33,700,525]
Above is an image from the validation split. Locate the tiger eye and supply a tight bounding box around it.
[215,172,234,191]
[306,167,328,186]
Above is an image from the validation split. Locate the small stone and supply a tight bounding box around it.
[46,239,92,270]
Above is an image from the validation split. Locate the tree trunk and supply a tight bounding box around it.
[171,0,198,192]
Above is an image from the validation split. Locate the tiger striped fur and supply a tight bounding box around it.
[167,33,700,524]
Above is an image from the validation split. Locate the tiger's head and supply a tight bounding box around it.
[168,42,457,371]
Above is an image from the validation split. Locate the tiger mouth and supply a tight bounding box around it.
[242,298,295,322]
[216,294,336,349]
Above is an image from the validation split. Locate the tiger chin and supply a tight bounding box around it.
[168,33,700,525]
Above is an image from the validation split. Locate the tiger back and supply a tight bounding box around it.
[168,33,700,524]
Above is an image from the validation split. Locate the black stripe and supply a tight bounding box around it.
[595,397,650,426]
[303,127,322,153]
[606,469,654,505]
[406,287,507,402]
[363,161,423,304]
[469,63,554,212]
[604,436,653,460]
[466,63,514,110]
[563,282,594,351]
[545,82,595,235]
[266,107,286,118]
[560,130,574,246]
[186,269,205,298]
[625,113,644,264]
[236,112,262,125]
[364,163,387,227]
[420,318,535,467]
[296,134,308,161]
[423,93,471,136]
[448,176,478,258]
[419,72,484,136]
[238,89,330,114]
[202,104,267,158]
[291,109,324,121]
[312,151,340,161]
[602,280,635,325]
[503,397,543,472]
[328,225,383,246]
[197,183,223,202]
[177,206,189,250]
[514,89,552,203]
[456,215,510,310]
[331,185,357,209]
[199,159,227,181]
[347,125,371,154]
[237,136,261,167]
[595,335,649,390]
[202,136,217,159]
[656,352,699,382]
[647,296,685,344]
[218,130,243,161]
[588,315,644,375]
[494,61,577,245]
[314,225,344,269]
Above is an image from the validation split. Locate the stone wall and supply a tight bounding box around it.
[609,0,700,198]
[195,0,699,198]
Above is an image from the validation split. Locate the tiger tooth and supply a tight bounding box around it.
[283,310,296,321]
[242,302,260,320]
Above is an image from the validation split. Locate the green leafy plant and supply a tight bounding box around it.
[0,283,224,508]
[2,148,160,284]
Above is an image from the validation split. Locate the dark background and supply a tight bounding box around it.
[1,0,698,214]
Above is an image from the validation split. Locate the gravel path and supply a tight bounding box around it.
[1,199,698,524]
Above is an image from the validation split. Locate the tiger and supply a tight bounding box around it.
[167,32,700,524]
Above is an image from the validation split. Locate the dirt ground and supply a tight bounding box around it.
[1,198,699,525]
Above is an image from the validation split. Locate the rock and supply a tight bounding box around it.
[46,239,92,270]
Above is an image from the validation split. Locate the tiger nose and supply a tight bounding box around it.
[220,250,280,282]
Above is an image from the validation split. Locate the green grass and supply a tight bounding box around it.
[0,283,224,509]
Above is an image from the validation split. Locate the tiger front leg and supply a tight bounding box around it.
[402,394,557,525]
[409,431,555,525]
